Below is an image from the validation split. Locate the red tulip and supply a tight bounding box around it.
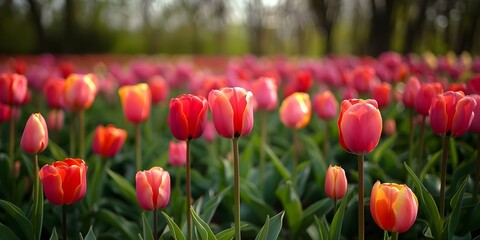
[39,158,88,205]
[402,76,421,108]
[20,113,48,155]
[43,78,65,109]
[251,77,278,111]
[118,83,151,124]
[338,99,382,154]
[92,124,128,158]
[352,66,375,93]
[136,167,171,210]
[292,70,312,93]
[469,94,480,134]
[0,103,11,123]
[429,91,476,137]
[313,90,338,121]
[148,76,170,105]
[414,82,443,115]
[372,82,392,108]
[0,73,28,105]
[167,94,208,141]
[279,92,312,129]
[325,165,348,200]
[370,181,418,233]
[169,141,187,166]
[47,109,65,132]
[208,87,254,138]
[64,74,97,112]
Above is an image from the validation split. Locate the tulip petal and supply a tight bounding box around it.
[39,165,64,205]
[209,90,234,138]
[136,171,154,210]
[392,187,418,233]
[452,96,476,137]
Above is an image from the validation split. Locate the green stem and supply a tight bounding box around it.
[70,112,76,157]
[136,124,142,171]
[358,154,364,240]
[186,140,192,240]
[474,134,480,202]
[391,232,399,240]
[292,128,299,187]
[154,208,158,240]
[78,110,85,159]
[8,106,15,174]
[408,109,415,171]
[33,154,43,240]
[233,137,241,240]
[63,205,68,240]
[323,120,330,165]
[260,111,267,191]
[417,115,426,174]
[439,135,450,220]
[333,199,337,215]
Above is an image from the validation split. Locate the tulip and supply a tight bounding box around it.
[279,92,312,129]
[63,74,97,112]
[21,113,49,155]
[169,141,187,166]
[0,73,28,106]
[167,94,208,141]
[469,94,480,134]
[292,70,312,93]
[414,82,443,116]
[118,83,151,124]
[39,158,88,205]
[325,165,348,200]
[370,181,418,234]
[148,76,170,105]
[383,118,397,136]
[47,109,65,132]
[0,102,11,123]
[313,90,338,121]
[352,66,375,93]
[208,87,254,138]
[372,82,391,108]
[43,78,65,109]
[402,76,421,108]
[251,77,278,111]
[92,125,128,158]
[135,167,171,210]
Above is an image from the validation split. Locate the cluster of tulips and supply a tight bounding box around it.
[1,51,480,240]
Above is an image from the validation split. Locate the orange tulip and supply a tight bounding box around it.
[63,74,97,112]
[372,82,391,108]
[39,158,88,205]
[20,113,49,155]
[118,83,151,124]
[136,167,171,211]
[92,124,128,158]
[279,92,311,129]
[370,181,418,233]
[324,165,347,200]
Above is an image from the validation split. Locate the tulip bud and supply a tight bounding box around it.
[20,113,48,155]
[136,167,171,211]
[279,92,312,129]
[92,124,128,158]
[0,102,12,123]
[313,90,338,121]
[118,83,151,124]
[64,74,97,112]
[148,76,170,105]
[167,94,208,141]
[0,73,28,105]
[251,77,278,111]
[402,76,421,108]
[414,82,443,115]
[43,78,65,109]
[325,165,348,200]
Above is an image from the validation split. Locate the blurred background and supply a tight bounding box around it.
[0,0,479,56]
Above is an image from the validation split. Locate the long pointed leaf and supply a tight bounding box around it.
[0,223,20,240]
[142,213,154,240]
[446,177,468,240]
[83,225,97,240]
[191,207,216,240]
[265,145,291,180]
[106,169,137,206]
[329,191,350,240]
[255,211,285,240]
[49,227,59,240]
[0,200,33,240]
[215,224,248,240]
[275,181,302,234]
[161,211,186,240]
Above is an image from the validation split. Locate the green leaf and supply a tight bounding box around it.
[32,175,44,240]
[215,224,248,240]
[329,191,350,240]
[0,200,33,240]
[265,145,291,180]
[255,211,284,240]
[0,223,20,240]
[372,133,397,164]
[191,207,217,240]
[83,226,97,240]
[404,163,442,239]
[314,216,329,240]
[200,186,231,224]
[142,213,154,240]
[275,181,303,234]
[161,211,186,240]
[98,209,138,240]
[106,169,138,206]
[446,176,468,240]
[302,199,333,222]
[420,150,442,181]
[49,227,59,240]
[47,140,67,160]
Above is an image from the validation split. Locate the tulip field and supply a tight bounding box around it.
[1,52,480,240]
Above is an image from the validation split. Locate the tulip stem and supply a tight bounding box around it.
[260,110,267,191]
[474,134,480,202]
[135,124,142,171]
[333,199,337,215]
[323,120,330,165]
[63,205,68,240]
[292,128,299,187]
[439,135,450,220]
[233,137,241,240]
[70,112,76,156]
[408,108,415,173]
[391,232,399,240]
[153,208,158,240]
[417,115,426,174]
[358,154,364,240]
[33,154,43,240]
[78,110,85,159]
[186,140,192,240]
[8,106,15,175]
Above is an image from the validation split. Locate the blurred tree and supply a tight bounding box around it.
[368,0,395,56]
[308,0,340,54]
[247,0,265,55]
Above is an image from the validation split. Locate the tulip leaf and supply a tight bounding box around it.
[446,176,468,240]
[47,140,67,160]
[275,181,303,235]
[161,211,186,240]
[80,225,97,240]
[0,199,33,240]
[0,223,20,240]
[142,213,154,240]
[199,186,231,224]
[255,211,284,240]
[32,178,44,240]
[372,133,397,164]
[191,206,217,240]
[329,190,350,240]
[404,163,442,239]
[420,150,442,181]
[49,227,59,240]
[215,224,247,240]
[264,145,291,180]
[98,209,138,240]
[106,169,138,207]
[302,199,333,224]
[315,216,330,240]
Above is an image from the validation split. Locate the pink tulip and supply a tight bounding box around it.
[47,109,65,132]
[0,73,28,105]
[64,74,97,112]
[135,167,171,210]
[402,76,421,108]
[279,92,312,129]
[251,77,278,111]
[325,165,348,200]
[20,113,48,155]
[414,82,443,115]
[169,141,187,166]
[313,90,338,121]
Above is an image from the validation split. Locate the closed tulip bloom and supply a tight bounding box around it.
[47,109,65,132]
[148,76,170,105]
[414,82,443,115]
[118,83,151,124]
[136,167,171,210]
[64,74,97,112]
[208,87,254,138]
[92,124,128,158]
[313,90,338,120]
[39,158,88,205]
[469,94,480,134]
[21,113,48,155]
[169,141,187,166]
[383,118,397,136]
[251,77,278,111]
[402,76,421,108]
[0,103,11,122]
[43,78,65,109]
[370,181,418,233]
[167,94,208,141]
[325,165,348,200]
[338,99,382,154]
[372,82,391,108]
[429,91,476,137]
[352,66,376,93]
[279,92,312,128]
[0,73,28,105]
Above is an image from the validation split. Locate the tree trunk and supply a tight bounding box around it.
[403,0,428,54]
[27,0,46,53]
[368,0,395,56]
